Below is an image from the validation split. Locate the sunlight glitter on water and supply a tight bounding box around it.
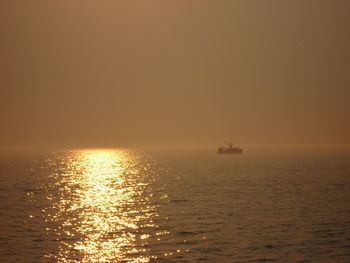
[1,151,350,262]
[45,150,158,263]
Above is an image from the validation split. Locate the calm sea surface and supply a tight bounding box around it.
[0,150,350,262]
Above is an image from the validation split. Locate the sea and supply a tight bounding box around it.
[0,150,349,263]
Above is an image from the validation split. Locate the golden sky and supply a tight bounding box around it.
[1,1,349,151]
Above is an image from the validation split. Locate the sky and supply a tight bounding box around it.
[1,0,349,151]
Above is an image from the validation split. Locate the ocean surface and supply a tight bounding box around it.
[0,150,350,262]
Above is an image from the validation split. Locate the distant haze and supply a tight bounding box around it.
[1,1,349,151]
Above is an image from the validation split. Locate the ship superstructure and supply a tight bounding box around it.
[217,142,242,154]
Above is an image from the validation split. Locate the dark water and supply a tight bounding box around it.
[0,150,350,262]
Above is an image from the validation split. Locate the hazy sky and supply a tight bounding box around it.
[1,1,349,151]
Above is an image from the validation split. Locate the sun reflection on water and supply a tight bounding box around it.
[46,150,159,262]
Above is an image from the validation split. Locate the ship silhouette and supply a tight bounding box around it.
[217,142,242,154]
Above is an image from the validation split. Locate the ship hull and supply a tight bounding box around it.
[217,152,242,154]
[217,150,242,154]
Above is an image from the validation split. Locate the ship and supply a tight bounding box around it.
[217,142,242,154]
